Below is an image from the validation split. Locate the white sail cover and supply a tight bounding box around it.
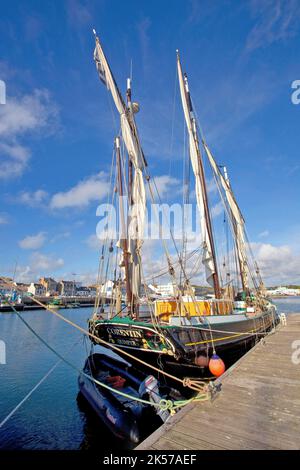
[203,142,249,288]
[94,36,146,297]
[177,54,215,287]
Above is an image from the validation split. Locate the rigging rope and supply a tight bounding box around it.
[5,301,210,413]
[0,277,207,393]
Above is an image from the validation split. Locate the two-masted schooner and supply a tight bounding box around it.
[88,32,278,376]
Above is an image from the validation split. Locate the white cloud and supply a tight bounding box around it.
[206,178,218,194]
[30,252,64,271]
[211,201,223,218]
[0,213,9,225]
[62,270,98,286]
[19,232,47,250]
[50,231,71,243]
[85,234,102,250]
[136,16,151,76]
[17,189,49,207]
[258,230,270,238]
[50,172,109,209]
[246,0,300,51]
[0,89,55,137]
[140,239,170,282]
[66,0,92,27]
[0,89,59,179]
[14,253,64,282]
[0,142,30,179]
[150,174,181,200]
[252,242,300,284]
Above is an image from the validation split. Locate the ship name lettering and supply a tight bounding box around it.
[107,328,143,338]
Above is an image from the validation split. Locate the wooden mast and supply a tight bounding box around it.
[126,78,138,318]
[115,137,133,314]
[183,72,221,299]
[93,33,145,319]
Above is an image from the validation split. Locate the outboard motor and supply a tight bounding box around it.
[139,375,169,422]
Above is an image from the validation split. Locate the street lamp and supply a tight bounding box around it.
[72,273,77,297]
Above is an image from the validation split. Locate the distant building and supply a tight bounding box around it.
[39,277,58,295]
[266,286,300,296]
[28,283,46,296]
[148,283,175,297]
[14,282,29,291]
[14,282,30,293]
[100,280,114,298]
[76,286,93,297]
[58,280,75,296]
[0,277,14,297]
[88,286,97,296]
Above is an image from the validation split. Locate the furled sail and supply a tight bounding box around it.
[203,142,249,289]
[94,33,146,298]
[177,52,216,288]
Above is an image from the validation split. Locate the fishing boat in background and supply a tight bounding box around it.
[0,298,24,312]
[47,298,66,310]
[88,33,278,379]
[0,290,24,313]
[66,302,81,309]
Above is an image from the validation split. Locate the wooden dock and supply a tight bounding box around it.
[136,313,300,450]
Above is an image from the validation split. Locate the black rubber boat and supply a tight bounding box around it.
[78,352,180,444]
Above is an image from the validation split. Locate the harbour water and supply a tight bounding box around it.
[0,297,299,450]
[272,296,300,314]
[0,307,132,450]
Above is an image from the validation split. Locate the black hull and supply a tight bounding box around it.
[89,308,278,382]
[95,330,257,394]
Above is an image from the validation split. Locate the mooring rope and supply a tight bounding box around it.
[0,276,209,392]
[0,337,81,429]
[5,301,210,414]
[0,360,62,429]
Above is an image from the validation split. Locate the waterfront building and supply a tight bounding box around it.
[99,280,114,298]
[76,286,93,297]
[266,286,300,296]
[39,277,58,295]
[0,277,14,297]
[87,286,97,296]
[27,283,46,296]
[148,283,176,297]
[58,280,75,296]
[14,282,30,293]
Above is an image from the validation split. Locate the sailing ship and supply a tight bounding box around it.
[88,32,278,376]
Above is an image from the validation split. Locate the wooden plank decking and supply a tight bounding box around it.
[136,313,300,450]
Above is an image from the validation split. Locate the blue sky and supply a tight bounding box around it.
[0,0,300,286]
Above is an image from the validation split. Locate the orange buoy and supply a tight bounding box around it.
[208,353,225,377]
[195,354,209,367]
